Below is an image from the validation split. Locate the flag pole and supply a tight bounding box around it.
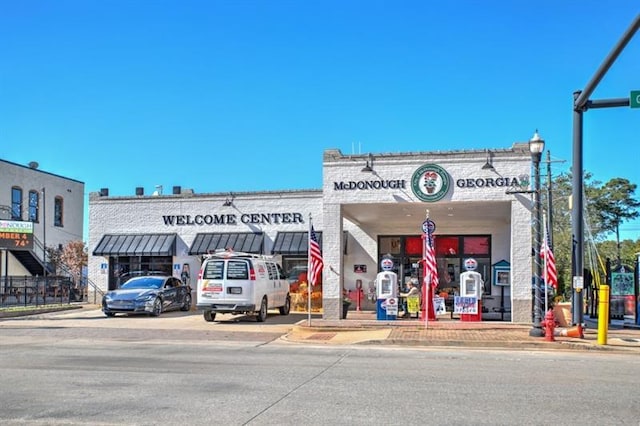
[543,213,548,314]
[424,209,429,329]
[307,214,312,326]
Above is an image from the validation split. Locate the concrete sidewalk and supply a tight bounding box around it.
[285,310,640,352]
[3,305,639,352]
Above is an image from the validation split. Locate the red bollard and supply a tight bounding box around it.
[356,288,362,311]
[542,310,556,342]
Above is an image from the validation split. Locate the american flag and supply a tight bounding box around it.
[540,222,557,289]
[424,229,439,287]
[308,225,324,286]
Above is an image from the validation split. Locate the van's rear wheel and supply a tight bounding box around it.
[278,294,291,315]
[203,310,216,322]
[256,297,268,322]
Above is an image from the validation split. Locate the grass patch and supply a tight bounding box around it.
[0,304,81,318]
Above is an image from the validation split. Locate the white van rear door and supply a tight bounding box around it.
[199,259,225,301]
[224,259,253,302]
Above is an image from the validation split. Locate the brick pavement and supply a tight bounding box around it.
[288,309,640,351]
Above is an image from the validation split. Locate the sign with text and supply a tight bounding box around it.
[0,220,34,250]
[385,297,398,316]
[631,90,640,109]
[453,296,478,314]
[0,232,33,250]
[0,220,33,233]
[354,264,367,273]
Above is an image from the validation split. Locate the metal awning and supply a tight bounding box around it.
[271,231,323,255]
[93,234,177,256]
[189,232,264,255]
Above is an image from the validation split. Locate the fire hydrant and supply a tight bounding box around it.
[542,310,556,342]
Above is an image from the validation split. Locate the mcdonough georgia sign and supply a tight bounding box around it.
[333,164,528,202]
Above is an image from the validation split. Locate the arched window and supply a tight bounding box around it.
[11,186,22,220]
[29,190,39,222]
[54,196,63,227]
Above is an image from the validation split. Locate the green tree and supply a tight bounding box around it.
[545,172,640,296]
[591,178,640,263]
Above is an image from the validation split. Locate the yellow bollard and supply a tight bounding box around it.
[597,285,609,345]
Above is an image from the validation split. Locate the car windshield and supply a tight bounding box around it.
[121,277,164,290]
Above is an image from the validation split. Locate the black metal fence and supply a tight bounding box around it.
[0,276,85,307]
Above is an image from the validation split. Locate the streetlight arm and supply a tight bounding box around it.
[575,14,640,110]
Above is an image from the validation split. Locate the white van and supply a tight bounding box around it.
[196,250,290,322]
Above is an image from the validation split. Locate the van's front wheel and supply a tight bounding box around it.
[203,310,216,322]
[256,297,268,322]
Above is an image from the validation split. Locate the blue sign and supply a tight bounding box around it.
[380,257,394,271]
[422,219,436,234]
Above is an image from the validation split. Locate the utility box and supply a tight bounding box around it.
[376,271,398,320]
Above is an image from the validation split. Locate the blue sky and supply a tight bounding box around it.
[1,1,639,241]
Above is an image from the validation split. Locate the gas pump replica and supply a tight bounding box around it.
[420,215,438,322]
[375,256,398,320]
[458,258,484,321]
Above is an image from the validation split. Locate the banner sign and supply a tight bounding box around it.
[0,220,33,233]
[453,296,478,314]
[0,220,34,250]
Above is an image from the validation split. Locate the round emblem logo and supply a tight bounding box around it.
[411,164,450,202]
[422,219,436,234]
[463,258,478,271]
[380,258,394,271]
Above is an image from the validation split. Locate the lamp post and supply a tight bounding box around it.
[42,187,47,284]
[529,130,545,337]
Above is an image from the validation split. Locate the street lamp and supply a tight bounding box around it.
[529,130,545,337]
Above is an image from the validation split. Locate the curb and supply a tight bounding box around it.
[0,305,83,319]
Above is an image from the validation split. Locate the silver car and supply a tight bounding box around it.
[102,276,192,317]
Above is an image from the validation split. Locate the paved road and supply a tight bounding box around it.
[0,306,310,345]
[1,312,639,426]
[2,306,639,352]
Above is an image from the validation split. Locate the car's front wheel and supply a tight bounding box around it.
[104,311,115,317]
[150,298,162,317]
[180,293,192,311]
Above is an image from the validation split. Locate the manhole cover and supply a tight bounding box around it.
[307,333,336,340]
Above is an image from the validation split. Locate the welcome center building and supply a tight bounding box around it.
[88,142,536,322]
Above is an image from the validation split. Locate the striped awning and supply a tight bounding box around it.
[271,231,323,255]
[93,234,177,256]
[189,232,264,255]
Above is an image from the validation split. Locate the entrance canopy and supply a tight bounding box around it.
[342,201,512,234]
[93,234,177,256]
[189,232,264,255]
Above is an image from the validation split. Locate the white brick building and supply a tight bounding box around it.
[88,144,535,322]
[1,159,84,277]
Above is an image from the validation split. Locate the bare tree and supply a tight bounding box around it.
[59,241,88,288]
